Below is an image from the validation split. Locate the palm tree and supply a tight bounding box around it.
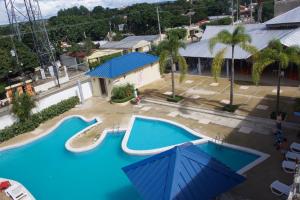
[252,40,300,114]
[209,25,256,106]
[158,32,188,99]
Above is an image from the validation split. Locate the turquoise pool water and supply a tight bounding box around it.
[197,142,259,171]
[0,116,261,200]
[0,117,146,200]
[127,117,200,150]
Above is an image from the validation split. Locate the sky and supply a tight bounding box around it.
[0,0,171,25]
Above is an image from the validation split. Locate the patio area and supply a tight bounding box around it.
[1,97,299,199]
[139,74,300,123]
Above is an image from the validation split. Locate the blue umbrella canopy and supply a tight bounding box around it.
[123,143,246,200]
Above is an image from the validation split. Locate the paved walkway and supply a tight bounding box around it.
[143,98,300,136]
[140,74,300,123]
[0,97,297,200]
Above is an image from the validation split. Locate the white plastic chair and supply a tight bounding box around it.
[286,151,300,161]
[290,142,300,153]
[270,180,291,196]
[5,184,29,200]
[282,160,296,173]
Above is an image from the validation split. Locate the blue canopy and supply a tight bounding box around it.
[123,143,246,200]
[86,52,159,79]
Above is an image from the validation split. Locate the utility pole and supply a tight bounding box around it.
[4,0,60,87]
[236,0,239,22]
[156,6,162,41]
[250,0,253,23]
[231,0,234,25]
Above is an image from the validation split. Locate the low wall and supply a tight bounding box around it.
[0,81,93,130]
[34,76,70,93]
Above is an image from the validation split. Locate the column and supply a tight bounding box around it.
[226,59,229,78]
[197,58,202,75]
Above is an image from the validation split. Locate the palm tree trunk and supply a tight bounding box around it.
[230,45,235,106]
[171,58,176,99]
[276,64,281,114]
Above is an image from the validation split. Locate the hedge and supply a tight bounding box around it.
[0,96,80,142]
[167,95,184,103]
[111,95,134,103]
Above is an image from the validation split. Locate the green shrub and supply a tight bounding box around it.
[111,95,134,103]
[111,84,134,101]
[295,98,300,112]
[222,104,239,112]
[167,95,184,103]
[166,28,187,40]
[270,111,286,120]
[12,93,35,122]
[0,83,6,99]
[0,96,79,142]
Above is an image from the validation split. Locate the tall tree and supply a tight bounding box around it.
[252,40,300,114]
[158,32,188,99]
[209,25,256,106]
[12,93,35,122]
[0,49,12,79]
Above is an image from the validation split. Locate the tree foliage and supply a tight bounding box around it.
[252,40,300,85]
[158,32,188,98]
[0,38,38,79]
[209,25,256,105]
[12,93,35,122]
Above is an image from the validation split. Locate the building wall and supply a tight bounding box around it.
[108,62,161,97]
[0,81,93,130]
[275,0,300,16]
[34,76,70,93]
[91,78,102,97]
[60,54,78,67]
[90,62,161,98]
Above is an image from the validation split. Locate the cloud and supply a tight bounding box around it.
[0,0,171,25]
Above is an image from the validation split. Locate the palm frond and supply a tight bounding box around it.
[268,39,283,52]
[252,58,275,85]
[159,50,169,75]
[157,40,171,54]
[211,47,227,82]
[239,43,258,55]
[177,55,188,83]
[279,53,289,69]
[233,33,252,45]
[232,25,246,37]
[285,45,300,65]
[209,30,232,52]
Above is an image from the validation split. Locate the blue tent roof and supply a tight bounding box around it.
[86,52,159,79]
[123,143,246,200]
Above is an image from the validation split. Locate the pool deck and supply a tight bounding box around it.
[0,97,299,200]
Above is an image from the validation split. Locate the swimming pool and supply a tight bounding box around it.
[0,116,268,200]
[0,117,146,200]
[126,117,201,150]
[197,142,259,172]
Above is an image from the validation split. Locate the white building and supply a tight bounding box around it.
[86,52,161,98]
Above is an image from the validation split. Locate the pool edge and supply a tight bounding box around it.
[121,115,270,174]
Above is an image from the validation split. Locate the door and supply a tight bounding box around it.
[99,78,107,96]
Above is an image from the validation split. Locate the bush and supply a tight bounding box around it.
[0,83,6,99]
[166,28,187,40]
[0,96,79,142]
[111,95,134,103]
[295,98,300,112]
[167,95,184,103]
[12,93,35,122]
[270,111,286,120]
[111,84,134,101]
[222,104,239,112]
